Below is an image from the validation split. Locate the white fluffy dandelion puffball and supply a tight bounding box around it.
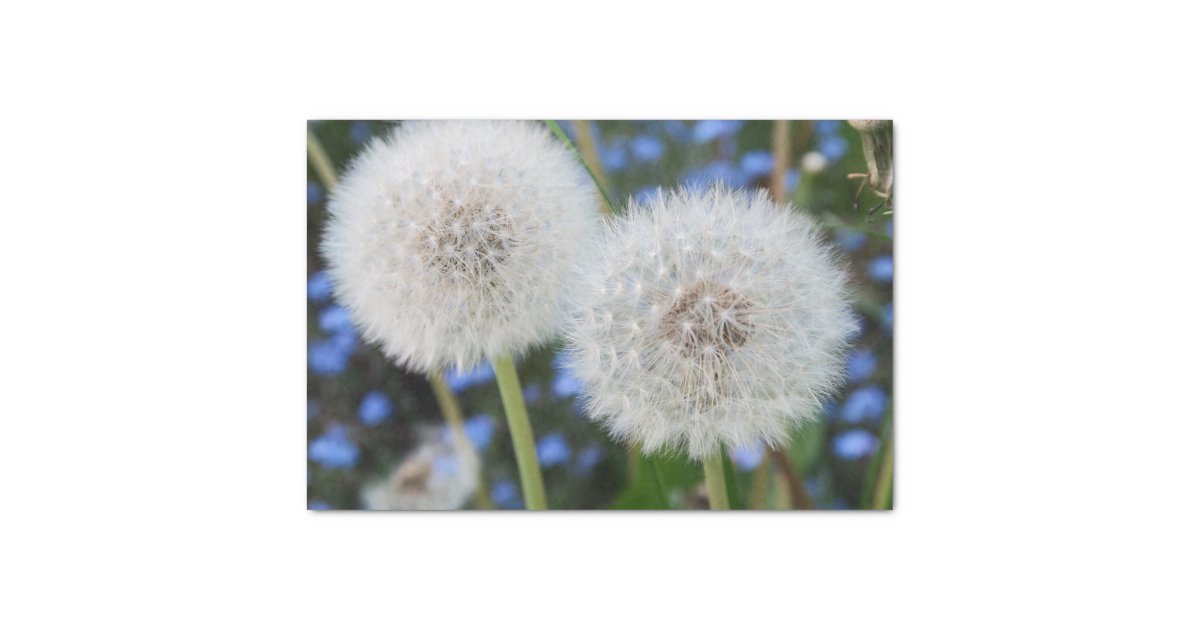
[322,120,601,372]
[566,186,858,461]
[361,432,480,511]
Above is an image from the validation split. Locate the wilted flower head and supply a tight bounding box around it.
[322,120,601,372]
[566,186,857,460]
[361,429,480,511]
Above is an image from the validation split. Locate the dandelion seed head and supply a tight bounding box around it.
[566,186,857,460]
[322,120,601,372]
[361,429,480,511]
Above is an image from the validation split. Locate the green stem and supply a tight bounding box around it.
[871,425,894,510]
[492,355,548,510]
[543,120,617,215]
[703,451,730,510]
[306,127,338,191]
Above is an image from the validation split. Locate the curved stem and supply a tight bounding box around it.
[492,355,548,510]
[768,448,814,509]
[702,451,730,510]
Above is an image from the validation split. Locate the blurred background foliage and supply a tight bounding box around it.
[307,120,893,510]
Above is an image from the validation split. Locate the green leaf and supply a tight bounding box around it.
[611,451,700,509]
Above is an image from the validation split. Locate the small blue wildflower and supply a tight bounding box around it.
[882,303,893,333]
[836,229,867,252]
[814,120,842,136]
[818,136,849,162]
[729,441,766,471]
[523,383,542,404]
[308,425,359,469]
[692,120,744,144]
[740,150,774,178]
[308,335,356,375]
[662,120,690,141]
[841,386,888,423]
[349,121,372,144]
[307,182,324,205]
[785,169,800,194]
[307,399,318,421]
[635,185,662,205]
[868,256,893,284]
[308,501,332,511]
[536,432,572,468]
[443,363,495,393]
[307,271,332,302]
[846,348,877,383]
[318,305,354,334]
[575,445,604,475]
[358,391,393,426]
[552,372,582,400]
[491,480,517,505]
[462,414,494,449]
[600,144,628,172]
[833,429,879,460]
[630,135,664,163]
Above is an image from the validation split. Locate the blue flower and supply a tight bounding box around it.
[443,362,495,393]
[740,150,774,178]
[308,425,359,469]
[833,429,879,460]
[523,384,542,404]
[814,120,842,136]
[881,303,893,334]
[785,169,800,194]
[308,501,332,511]
[552,372,582,400]
[729,441,766,471]
[600,144,627,172]
[868,256,893,284]
[630,135,664,163]
[841,386,888,423]
[536,432,572,468]
[491,480,521,508]
[836,229,867,252]
[349,121,372,144]
[318,304,354,334]
[358,391,393,426]
[307,271,332,302]
[662,120,690,142]
[846,348,877,383]
[462,414,494,449]
[307,182,324,205]
[818,136,849,162]
[574,445,604,475]
[635,185,663,205]
[308,333,357,375]
[683,161,748,190]
[692,120,743,144]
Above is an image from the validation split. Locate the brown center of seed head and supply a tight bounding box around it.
[420,190,513,281]
[661,282,753,360]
